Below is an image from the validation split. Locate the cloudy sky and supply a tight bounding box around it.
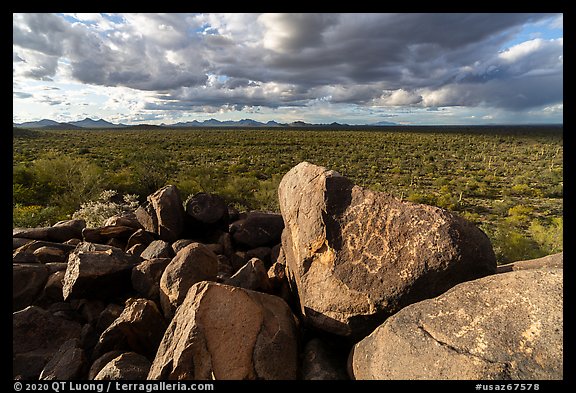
[13,13,563,125]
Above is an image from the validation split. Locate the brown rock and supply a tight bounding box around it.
[349,268,563,380]
[39,338,86,380]
[95,304,124,335]
[140,240,174,260]
[279,162,496,338]
[62,242,140,301]
[104,213,143,229]
[301,338,349,380]
[229,211,284,249]
[13,306,82,379]
[35,270,66,306]
[135,185,185,242]
[497,252,563,273]
[82,225,137,243]
[185,192,228,224]
[224,258,272,293]
[33,246,68,263]
[13,240,76,264]
[94,352,151,380]
[13,264,49,311]
[88,350,126,379]
[126,229,156,250]
[159,242,218,319]
[94,298,167,359]
[13,219,85,243]
[148,281,299,380]
[132,258,171,300]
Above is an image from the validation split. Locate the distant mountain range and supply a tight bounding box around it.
[13,117,398,130]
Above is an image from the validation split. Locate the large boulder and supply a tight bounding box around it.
[349,268,563,380]
[159,242,218,319]
[131,258,171,301]
[148,281,299,380]
[278,162,496,338]
[39,338,87,380]
[497,252,563,273]
[13,219,85,243]
[13,306,82,379]
[62,242,140,301]
[94,352,151,380]
[135,185,185,242]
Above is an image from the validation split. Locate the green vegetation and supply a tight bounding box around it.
[13,126,563,264]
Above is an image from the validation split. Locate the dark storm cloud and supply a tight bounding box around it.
[13,13,562,113]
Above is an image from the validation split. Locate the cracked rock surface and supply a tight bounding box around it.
[348,268,563,380]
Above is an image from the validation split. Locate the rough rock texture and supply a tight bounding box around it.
[94,298,167,359]
[94,352,151,380]
[497,252,563,273]
[148,281,299,380]
[224,258,272,292]
[39,338,86,380]
[13,219,85,243]
[13,306,82,379]
[135,185,184,242]
[131,258,171,301]
[13,240,76,263]
[140,240,174,260]
[301,338,349,380]
[88,350,126,379]
[279,162,496,338]
[185,192,227,224]
[349,268,563,380]
[229,211,284,249]
[159,242,218,319]
[13,264,49,311]
[62,242,140,301]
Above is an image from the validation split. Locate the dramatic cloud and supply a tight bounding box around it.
[13,13,563,124]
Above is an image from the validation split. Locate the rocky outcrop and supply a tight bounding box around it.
[349,267,563,380]
[496,251,563,273]
[279,162,496,338]
[148,281,299,380]
[12,164,562,381]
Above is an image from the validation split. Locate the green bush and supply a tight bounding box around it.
[13,204,66,228]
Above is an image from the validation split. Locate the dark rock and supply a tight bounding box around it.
[131,258,171,301]
[171,239,195,254]
[126,243,147,257]
[13,219,86,243]
[88,350,126,379]
[13,237,33,250]
[94,298,167,360]
[497,252,563,273]
[246,246,271,267]
[126,229,156,251]
[185,192,228,224]
[13,306,82,379]
[104,213,143,229]
[302,338,349,380]
[13,264,49,311]
[95,304,124,335]
[62,242,140,301]
[82,225,137,243]
[13,240,76,264]
[140,240,174,260]
[39,338,86,380]
[229,211,284,249]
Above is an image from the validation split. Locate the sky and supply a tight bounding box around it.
[13,13,563,125]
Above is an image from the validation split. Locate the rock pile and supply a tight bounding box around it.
[13,162,563,380]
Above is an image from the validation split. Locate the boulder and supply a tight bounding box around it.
[62,242,140,301]
[131,258,171,301]
[278,162,496,338]
[39,338,86,380]
[135,185,185,242]
[13,240,76,264]
[13,306,82,379]
[159,242,218,319]
[35,270,66,306]
[13,263,49,311]
[126,229,156,250]
[82,225,137,243]
[93,298,167,360]
[140,240,174,260]
[13,219,85,243]
[88,350,126,379]
[497,252,563,273]
[148,281,299,380]
[104,213,143,229]
[185,192,228,224]
[94,352,151,380]
[349,268,563,380]
[224,258,272,293]
[229,211,284,249]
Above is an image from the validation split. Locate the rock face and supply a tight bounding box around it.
[39,339,86,380]
[349,268,563,380]
[496,252,563,273]
[229,211,284,249]
[13,264,49,311]
[94,352,151,380]
[135,185,185,242]
[278,162,496,338]
[62,242,140,301]
[148,281,299,380]
[159,242,218,319]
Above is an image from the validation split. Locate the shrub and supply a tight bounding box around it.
[72,190,140,228]
[13,204,66,228]
[529,217,563,255]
